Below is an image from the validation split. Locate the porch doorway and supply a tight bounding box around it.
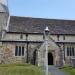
[33,50,36,65]
[48,52,53,65]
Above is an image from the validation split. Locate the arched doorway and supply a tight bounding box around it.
[48,52,53,65]
[33,50,36,65]
[33,49,38,65]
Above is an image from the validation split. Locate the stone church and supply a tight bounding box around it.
[0,0,75,67]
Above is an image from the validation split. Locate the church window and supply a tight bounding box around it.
[69,47,72,56]
[15,46,18,56]
[67,47,70,56]
[15,46,24,56]
[72,47,74,56]
[22,46,24,56]
[67,46,75,56]
[19,46,21,56]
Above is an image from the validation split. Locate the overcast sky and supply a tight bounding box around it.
[8,0,75,20]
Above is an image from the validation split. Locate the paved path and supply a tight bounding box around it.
[48,66,70,75]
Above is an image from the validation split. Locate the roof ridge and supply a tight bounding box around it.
[10,16,75,21]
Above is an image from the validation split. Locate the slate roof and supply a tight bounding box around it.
[9,16,75,35]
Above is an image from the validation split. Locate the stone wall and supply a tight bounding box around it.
[0,42,26,63]
[1,33,75,66]
[3,33,75,42]
[0,42,41,64]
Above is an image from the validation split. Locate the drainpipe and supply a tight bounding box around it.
[26,34,29,63]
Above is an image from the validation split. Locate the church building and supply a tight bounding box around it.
[0,0,75,67]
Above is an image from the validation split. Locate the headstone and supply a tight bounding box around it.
[71,58,75,67]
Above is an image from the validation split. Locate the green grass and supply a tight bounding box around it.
[0,63,51,75]
[62,65,75,75]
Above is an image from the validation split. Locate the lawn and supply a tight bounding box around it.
[62,65,75,75]
[0,63,51,75]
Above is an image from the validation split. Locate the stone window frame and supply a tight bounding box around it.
[15,46,24,56]
[67,46,75,56]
